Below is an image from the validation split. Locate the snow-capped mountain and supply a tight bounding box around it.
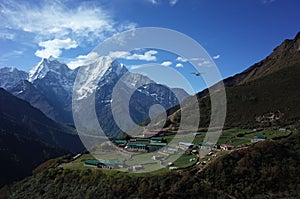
[29,56,77,98]
[73,57,189,137]
[73,56,127,100]
[3,56,189,137]
[0,67,28,89]
[9,57,78,123]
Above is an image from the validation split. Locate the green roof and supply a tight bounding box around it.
[255,136,266,139]
[114,140,127,144]
[149,142,167,146]
[84,159,100,166]
[127,143,147,147]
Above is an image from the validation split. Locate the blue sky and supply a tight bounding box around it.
[0,0,300,93]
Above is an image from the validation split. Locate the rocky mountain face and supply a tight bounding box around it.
[2,56,189,137]
[7,57,78,123]
[0,67,28,89]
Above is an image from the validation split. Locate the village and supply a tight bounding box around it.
[61,127,291,173]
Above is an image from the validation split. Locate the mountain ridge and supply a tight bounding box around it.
[2,56,189,137]
[196,31,300,98]
[164,31,300,131]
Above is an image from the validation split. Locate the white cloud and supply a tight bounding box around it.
[161,61,172,67]
[169,0,178,6]
[198,60,211,66]
[176,56,188,62]
[262,0,275,4]
[175,63,183,67]
[190,57,205,61]
[0,32,15,40]
[127,50,158,61]
[108,50,158,61]
[213,54,220,60]
[68,52,100,69]
[1,1,115,40]
[108,51,131,59]
[149,0,158,4]
[148,0,178,6]
[0,1,136,58]
[35,38,78,58]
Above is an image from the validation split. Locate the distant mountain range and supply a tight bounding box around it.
[0,56,189,137]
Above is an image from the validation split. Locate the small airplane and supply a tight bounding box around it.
[191,72,203,76]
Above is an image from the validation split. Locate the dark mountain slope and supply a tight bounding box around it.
[0,114,66,188]
[0,88,87,188]
[0,88,85,153]
[224,62,300,128]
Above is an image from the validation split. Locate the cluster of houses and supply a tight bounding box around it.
[82,131,242,171]
[114,134,237,154]
[81,129,286,171]
[114,136,168,152]
[111,130,171,153]
[111,129,240,153]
